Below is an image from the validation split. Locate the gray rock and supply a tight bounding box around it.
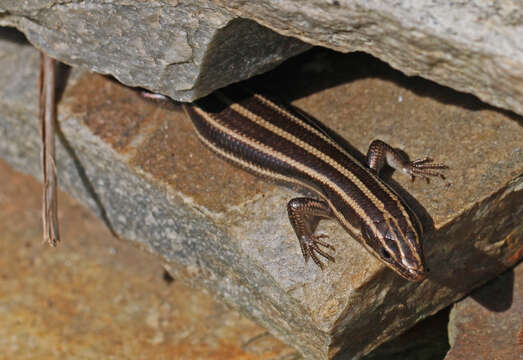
[212,0,523,116]
[0,0,309,101]
[446,263,523,360]
[2,1,522,118]
[362,307,450,359]
[0,31,521,359]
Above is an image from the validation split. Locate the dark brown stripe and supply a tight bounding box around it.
[191,94,390,233]
[185,102,365,233]
[219,85,420,236]
[185,104,314,189]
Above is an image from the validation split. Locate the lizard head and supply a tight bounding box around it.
[361,217,426,281]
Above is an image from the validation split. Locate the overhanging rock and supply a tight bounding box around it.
[0,0,310,101]
[1,1,522,117]
[212,0,523,117]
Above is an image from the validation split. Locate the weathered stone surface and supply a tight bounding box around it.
[445,263,523,360]
[1,31,522,359]
[0,0,309,102]
[211,0,523,117]
[0,158,297,359]
[362,307,450,360]
[2,1,522,118]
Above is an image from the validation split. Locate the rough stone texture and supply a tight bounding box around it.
[212,0,523,117]
[2,1,522,117]
[0,156,457,360]
[1,31,522,359]
[445,263,523,360]
[362,307,450,360]
[0,0,309,101]
[0,158,297,360]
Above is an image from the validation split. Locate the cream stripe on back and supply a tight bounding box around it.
[191,106,368,237]
[216,92,415,243]
[251,92,421,235]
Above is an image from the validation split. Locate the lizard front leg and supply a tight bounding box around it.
[287,198,336,269]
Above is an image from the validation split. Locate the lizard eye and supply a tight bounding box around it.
[380,248,392,260]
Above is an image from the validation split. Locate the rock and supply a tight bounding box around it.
[445,263,523,360]
[0,0,309,101]
[0,158,297,359]
[212,0,523,117]
[362,307,450,360]
[2,1,522,117]
[0,30,521,359]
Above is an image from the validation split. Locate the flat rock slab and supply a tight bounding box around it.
[445,263,523,360]
[0,158,297,359]
[0,31,522,359]
[0,0,309,101]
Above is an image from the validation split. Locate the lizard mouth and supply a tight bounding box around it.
[403,267,427,282]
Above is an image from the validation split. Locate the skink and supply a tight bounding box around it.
[145,84,447,281]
